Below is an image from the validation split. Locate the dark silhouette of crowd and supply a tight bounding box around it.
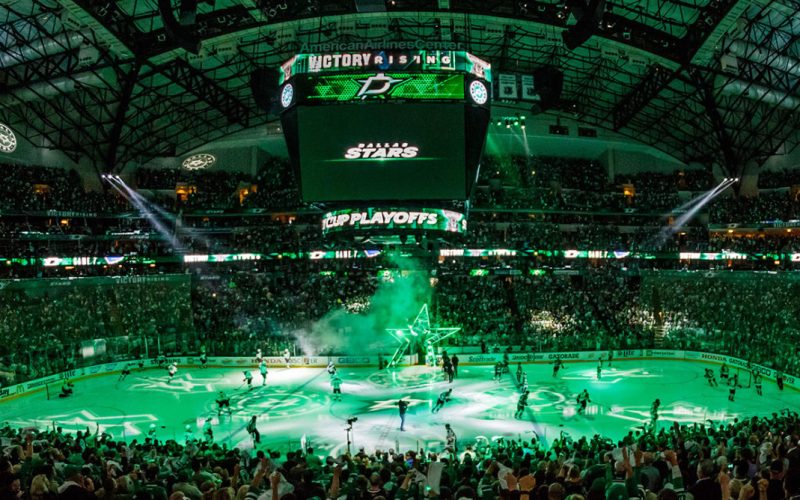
[2,400,800,499]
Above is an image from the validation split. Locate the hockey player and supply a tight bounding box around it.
[432,388,453,413]
[445,423,457,453]
[331,373,343,401]
[283,349,291,368]
[520,373,528,394]
[441,352,451,375]
[167,363,177,384]
[576,389,591,414]
[216,391,232,416]
[451,354,459,377]
[199,352,208,369]
[515,391,529,419]
[516,363,523,382]
[246,416,260,444]
[730,372,739,389]
[607,349,614,367]
[493,362,503,381]
[444,362,454,383]
[255,348,263,364]
[777,370,785,391]
[728,383,736,402]
[704,368,718,387]
[326,360,336,376]
[720,362,729,381]
[147,424,157,441]
[243,370,253,390]
[203,418,213,443]
[754,371,763,396]
[259,361,268,386]
[118,363,132,382]
[597,359,603,380]
[552,359,564,378]
[59,380,74,398]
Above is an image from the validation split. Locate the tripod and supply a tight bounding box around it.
[345,423,354,455]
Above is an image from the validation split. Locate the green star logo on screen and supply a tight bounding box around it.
[355,73,407,99]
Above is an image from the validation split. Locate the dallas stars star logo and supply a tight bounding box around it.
[386,304,460,367]
[355,73,406,99]
[606,401,741,426]
[562,367,660,384]
[12,409,158,438]
[368,396,428,412]
[129,373,216,394]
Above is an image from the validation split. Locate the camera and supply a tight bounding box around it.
[347,417,358,425]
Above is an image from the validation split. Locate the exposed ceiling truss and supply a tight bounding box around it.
[0,0,797,177]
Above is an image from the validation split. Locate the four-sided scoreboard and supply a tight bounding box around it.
[278,50,492,203]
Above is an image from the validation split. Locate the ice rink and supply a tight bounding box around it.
[2,359,798,456]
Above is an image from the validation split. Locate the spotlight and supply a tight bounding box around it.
[723,178,728,182]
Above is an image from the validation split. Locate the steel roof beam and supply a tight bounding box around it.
[142,59,250,128]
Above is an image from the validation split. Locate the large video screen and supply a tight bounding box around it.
[299,72,465,103]
[297,103,466,201]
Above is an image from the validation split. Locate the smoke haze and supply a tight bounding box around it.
[291,258,431,356]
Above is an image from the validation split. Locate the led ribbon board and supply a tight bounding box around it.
[280,50,492,83]
[300,72,465,102]
[321,208,467,235]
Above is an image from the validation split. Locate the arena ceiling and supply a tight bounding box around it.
[0,0,799,178]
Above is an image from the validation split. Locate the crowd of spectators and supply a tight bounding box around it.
[642,273,800,376]
[241,157,302,210]
[759,169,800,189]
[0,279,192,386]
[709,193,797,224]
[190,268,378,358]
[0,158,793,225]
[0,262,798,395]
[473,158,711,214]
[2,374,800,500]
[0,163,122,213]
[136,157,301,212]
[1,158,799,263]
